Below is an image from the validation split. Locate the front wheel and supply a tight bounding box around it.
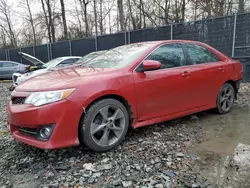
[216,83,235,114]
[79,99,129,152]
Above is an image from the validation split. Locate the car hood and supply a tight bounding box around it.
[15,67,116,92]
[18,52,45,66]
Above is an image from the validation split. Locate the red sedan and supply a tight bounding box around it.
[7,40,243,151]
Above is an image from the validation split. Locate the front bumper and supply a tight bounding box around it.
[7,91,83,149]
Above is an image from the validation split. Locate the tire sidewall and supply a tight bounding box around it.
[80,99,129,152]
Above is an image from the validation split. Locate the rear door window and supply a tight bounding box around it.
[186,44,221,64]
[2,62,17,67]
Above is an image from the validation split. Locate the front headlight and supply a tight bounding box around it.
[25,88,75,106]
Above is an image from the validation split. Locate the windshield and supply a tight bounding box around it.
[43,58,64,69]
[74,51,106,65]
[81,43,154,69]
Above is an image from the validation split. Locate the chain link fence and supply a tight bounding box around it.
[0,12,250,80]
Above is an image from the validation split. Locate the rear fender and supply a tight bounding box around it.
[228,59,243,81]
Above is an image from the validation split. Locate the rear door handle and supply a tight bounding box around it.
[181,71,191,77]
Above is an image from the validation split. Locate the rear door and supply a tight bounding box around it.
[184,43,229,108]
[134,43,193,121]
[1,62,19,79]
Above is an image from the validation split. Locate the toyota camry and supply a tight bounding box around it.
[7,40,243,152]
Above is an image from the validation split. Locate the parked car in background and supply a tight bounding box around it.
[73,50,107,65]
[48,50,107,71]
[17,52,45,73]
[11,56,81,89]
[7,40,243,152]
[0,61,28,79]
[11,50,107,90]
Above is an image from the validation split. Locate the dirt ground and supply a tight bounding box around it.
[189,106,250,188]
[0,81,250,188]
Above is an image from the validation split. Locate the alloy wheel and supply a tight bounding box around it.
[219,85,234,112]
[90,105,126,147]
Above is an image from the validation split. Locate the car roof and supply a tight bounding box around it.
[137,40,205,45]
[0,61,21,64]
[0,60,19,63]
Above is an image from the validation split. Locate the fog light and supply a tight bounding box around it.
[39,127,52,139]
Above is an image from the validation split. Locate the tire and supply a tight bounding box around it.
[216,83,235,114]
[79,99,129,152]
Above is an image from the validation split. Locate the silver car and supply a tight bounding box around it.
[13,56,81,86]
[0,61,27,79]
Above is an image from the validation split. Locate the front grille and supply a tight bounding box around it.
[17,127,38,136]
[12,97,26,105]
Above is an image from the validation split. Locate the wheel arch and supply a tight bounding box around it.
[225,80,239,99]
[84,94,134,118]
[78,94,135,141]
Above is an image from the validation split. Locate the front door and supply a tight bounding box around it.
[134,43,193,121]
[1,62,18,78]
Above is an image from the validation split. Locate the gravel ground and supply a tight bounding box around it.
[235,83,250,107]
[0,82,250,188]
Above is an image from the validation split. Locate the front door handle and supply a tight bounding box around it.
[219,66,225,71]
[181,71,191,77]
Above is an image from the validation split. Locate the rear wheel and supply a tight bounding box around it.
[79,99,129,152]
[216,83,235,114]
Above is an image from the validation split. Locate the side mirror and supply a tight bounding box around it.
[139,60,162,72]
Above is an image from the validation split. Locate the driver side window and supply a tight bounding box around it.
[146,43,185,69]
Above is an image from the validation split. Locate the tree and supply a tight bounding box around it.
[60,0,68,39]
[41,0,52,43]
[93,0,98,35]
[0,27,7,49]
[79,0,90,36]
[132,0,158,27]
[40,0,57,43]
[45,0,56,42]
[0,0,249,49]
[181,0,186,22]
[127,0,136,29]
[72,0,83,37]
[117,0,125,31]
[0,0,17,48]
[238,0,245,13]
[18,0,37,45]
[99,0,104,34]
